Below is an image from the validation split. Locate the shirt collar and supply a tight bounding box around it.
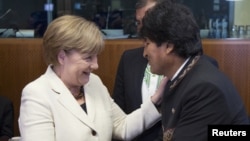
[171,57,190,81]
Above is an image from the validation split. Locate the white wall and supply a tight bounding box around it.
[234,0,250,26]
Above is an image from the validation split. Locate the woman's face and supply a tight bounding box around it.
[58,49,98,88]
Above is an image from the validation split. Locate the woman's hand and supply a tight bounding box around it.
[151,76,168,106]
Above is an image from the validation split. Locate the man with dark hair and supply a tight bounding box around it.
[140,1,249,140]
[113,0,217,141]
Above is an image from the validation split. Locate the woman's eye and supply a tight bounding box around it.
[86,56,92,60]
[82,56,92,61]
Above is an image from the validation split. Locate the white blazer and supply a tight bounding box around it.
[18,66,161,141]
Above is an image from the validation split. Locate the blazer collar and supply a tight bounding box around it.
[44,65,96,130]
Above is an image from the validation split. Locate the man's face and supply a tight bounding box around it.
[135,7,147,32]
[143,38,170,75]
[135,2,156,32]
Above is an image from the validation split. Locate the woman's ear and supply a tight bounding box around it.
[58,50,66,64]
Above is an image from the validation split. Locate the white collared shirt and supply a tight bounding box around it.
[171,57,190,81]
[142,64,163,103]
[141,58,190,103]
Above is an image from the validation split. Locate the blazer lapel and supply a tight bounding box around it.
[57,93,95,129]
[45,66,96,130]
[83,83,96,122]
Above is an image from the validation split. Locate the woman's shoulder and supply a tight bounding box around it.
[23,74,46,89]
[21,74,50,99]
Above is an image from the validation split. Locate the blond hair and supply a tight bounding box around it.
[43,15,104,65]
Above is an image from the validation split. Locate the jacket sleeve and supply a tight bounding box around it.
[112,51,126,111]
[18,84,55,141]
[111,98,161,141]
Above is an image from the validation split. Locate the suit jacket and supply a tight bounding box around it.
[18,66,161,141]
[112,47,219,141]
[113,47,162,141]
[0,96,14,139]
[161,56,249,141]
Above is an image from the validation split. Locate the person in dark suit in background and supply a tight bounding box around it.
[140,1,249,140]
[0,96,14,141]
[112,1,164,141]
[28,11,47,37]
[112,0,218,141]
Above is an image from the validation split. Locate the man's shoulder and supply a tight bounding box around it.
[202,54,219,68]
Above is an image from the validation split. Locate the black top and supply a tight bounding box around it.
[80,103,87,114]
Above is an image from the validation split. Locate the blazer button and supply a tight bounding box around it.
[92,130,97,136]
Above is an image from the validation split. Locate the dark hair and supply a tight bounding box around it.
[139,1,202,58]
[135,0,148,9]
[135,0,176,9]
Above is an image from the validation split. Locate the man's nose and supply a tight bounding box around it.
[143,48,148,59]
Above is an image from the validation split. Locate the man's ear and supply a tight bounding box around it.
[165,42,174,54]
[58,50,66,64]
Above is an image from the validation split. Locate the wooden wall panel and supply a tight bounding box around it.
[0,38,47,136]
[0,38,249,137]
[202,39,250,116]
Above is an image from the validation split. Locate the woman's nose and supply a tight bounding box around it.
[91,57,99,70]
